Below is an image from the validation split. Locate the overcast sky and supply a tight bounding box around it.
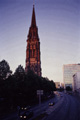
[0,0,80,83]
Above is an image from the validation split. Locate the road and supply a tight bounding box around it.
[1,94,59,120]
[1,92,80,120]
[45,93,80,120]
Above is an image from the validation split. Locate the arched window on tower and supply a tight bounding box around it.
[31,65,34,71]
[30,50,32,58]
[33,32,35,36]
[33,49,35,58]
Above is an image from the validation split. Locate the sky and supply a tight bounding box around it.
[0,0,80,83]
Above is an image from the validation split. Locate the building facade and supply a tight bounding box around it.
[25,5,41,76]
[73,72,80,94]
[63,64,80,89]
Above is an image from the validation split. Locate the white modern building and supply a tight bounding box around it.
[73,72,80,94]
[63,64,80,89]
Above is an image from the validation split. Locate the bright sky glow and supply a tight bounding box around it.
[0,0,80,83]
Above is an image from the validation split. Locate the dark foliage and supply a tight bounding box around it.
[66,86,72,91]
[0,60,12,80]
[0,60,56,115]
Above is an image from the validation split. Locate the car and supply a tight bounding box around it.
[20,106,31,111]
[19,110,33,119]
[49,102,55,106]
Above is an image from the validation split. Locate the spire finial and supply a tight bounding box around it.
[33,4,34,8]
[33,0,35,6]
[31,4,36,27]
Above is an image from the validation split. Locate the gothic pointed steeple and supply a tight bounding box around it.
[25,5,42,76]
[31,5,36,27]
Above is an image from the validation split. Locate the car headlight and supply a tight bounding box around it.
[20,116,22,118]
[24,116,26,118]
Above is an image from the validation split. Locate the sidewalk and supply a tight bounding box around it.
[73,92,80,101]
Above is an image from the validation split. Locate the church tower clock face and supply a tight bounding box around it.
[25,5,42,76]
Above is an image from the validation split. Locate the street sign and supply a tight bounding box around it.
[37,90,43,95]
[37,89,44,111]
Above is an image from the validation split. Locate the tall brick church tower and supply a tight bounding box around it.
[25,5,42,76]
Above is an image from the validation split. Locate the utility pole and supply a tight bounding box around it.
[37,90,43,112]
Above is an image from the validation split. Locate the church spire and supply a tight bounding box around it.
[25,5,42,76]
[31,5,36,27]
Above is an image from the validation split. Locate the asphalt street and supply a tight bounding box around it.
[46,93,80,120]
[1,94,59,120]
[1,92,80,120]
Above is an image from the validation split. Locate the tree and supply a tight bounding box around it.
[0,60,12,80]
[14,65,25,76]
[66,86,72,91]
[14,65,25,74]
